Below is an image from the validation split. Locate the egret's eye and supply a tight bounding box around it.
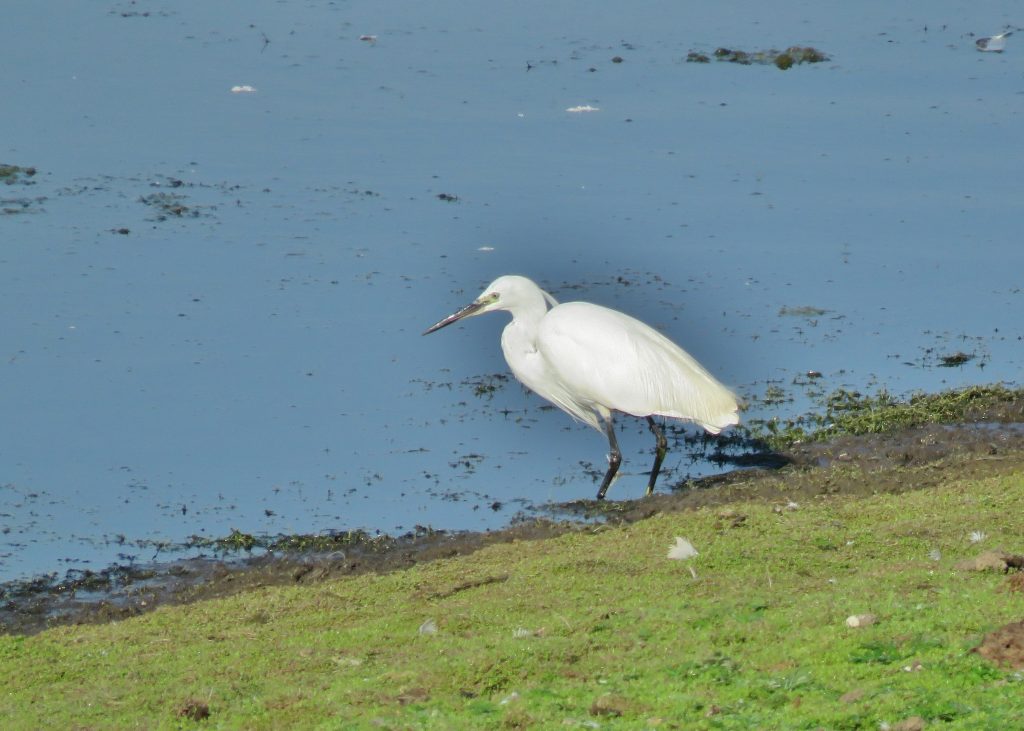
[480,292,499,305]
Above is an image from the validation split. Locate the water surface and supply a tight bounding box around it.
[1,1,1021,581]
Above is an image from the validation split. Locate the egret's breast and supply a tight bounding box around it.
[500,319,603,430]
[500,324,546,391]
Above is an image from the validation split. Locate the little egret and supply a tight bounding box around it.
[424,275,739,499]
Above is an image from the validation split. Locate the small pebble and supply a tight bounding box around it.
[846,613,877,628]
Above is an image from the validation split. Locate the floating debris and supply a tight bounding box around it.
[566,105,600,113]
[0,164,37,185]
[461,372,509,399]
[359,34,378,43]
[138,192,198,219]
[230,85,257,93]
[688,46,829,70]
[938,351,974,367]
[976,31,1012,52]
[1,197,45,215]
[779,305,829,317]
[436,192,459,202]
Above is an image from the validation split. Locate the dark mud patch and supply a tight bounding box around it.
[554,419,1024,525]
[3,417,1024,636]
[0,520,577,636]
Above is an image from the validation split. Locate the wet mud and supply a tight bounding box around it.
[3,412,1024,636]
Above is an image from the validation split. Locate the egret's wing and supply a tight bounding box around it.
[538,302,738,433]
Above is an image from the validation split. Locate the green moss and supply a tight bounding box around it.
[752,384,1023,450]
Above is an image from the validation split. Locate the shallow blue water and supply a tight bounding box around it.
[1,1,1021,581]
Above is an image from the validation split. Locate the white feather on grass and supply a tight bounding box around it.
[667,537,699,560]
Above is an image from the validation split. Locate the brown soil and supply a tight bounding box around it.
[974,620,1024,669]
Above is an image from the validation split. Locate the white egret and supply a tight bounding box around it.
[423,275,739,499]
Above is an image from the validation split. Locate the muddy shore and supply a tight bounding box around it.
[3,410,1023,636]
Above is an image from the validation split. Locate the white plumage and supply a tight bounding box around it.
[424,275,738,499]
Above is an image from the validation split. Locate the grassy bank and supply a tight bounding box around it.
[2,456,1024,728]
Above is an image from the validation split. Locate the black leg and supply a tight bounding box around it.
[645,416,668,495]
[595,416,622,500]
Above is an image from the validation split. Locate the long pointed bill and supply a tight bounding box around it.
[422,300,487,335]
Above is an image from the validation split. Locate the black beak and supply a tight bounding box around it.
[423,301,487,335]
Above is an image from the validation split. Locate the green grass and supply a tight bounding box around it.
[3,468,1024,729]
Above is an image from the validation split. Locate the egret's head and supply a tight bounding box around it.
[423,275,555,335]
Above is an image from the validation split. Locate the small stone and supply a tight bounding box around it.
[590,694,630,717]
[846,613,877,628]
[178,700,210,721]
[839,688,864,704]
[956,550,1014,572]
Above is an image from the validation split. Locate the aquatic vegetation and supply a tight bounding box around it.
[687,46,830,69]
[940,351,975,367]
[138,191,199,219]
[779,305,830,317]
[0,164,37,184]
[752,384,1024,449]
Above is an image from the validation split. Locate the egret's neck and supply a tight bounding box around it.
[499,294,550,367]
[504,295,549,343]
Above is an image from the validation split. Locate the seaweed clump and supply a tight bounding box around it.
[687,46,829,70]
